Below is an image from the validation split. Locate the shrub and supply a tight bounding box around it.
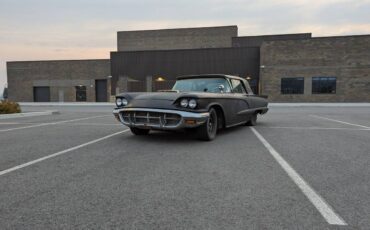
[0,100,21,114]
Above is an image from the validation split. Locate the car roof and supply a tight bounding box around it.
[177,74,244,81]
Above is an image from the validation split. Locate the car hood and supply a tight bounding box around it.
[133,92,181,101]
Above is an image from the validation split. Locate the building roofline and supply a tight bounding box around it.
[261,33,370,44]
[117,25,238,33]
[7,58,110,64]
[233,33,312,39]
[312,34,370,39]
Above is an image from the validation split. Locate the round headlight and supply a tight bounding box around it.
[180,99,188,108]
[188,99,197,109]
[116,98,122,106]
[121,98,128,106]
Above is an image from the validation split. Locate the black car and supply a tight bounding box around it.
[113,74,268,141]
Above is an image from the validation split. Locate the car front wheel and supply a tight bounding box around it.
[196,108,218,141]
[130,127,150,135]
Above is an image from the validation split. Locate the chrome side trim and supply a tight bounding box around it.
[237,107,269,115]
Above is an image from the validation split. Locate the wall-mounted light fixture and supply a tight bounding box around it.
[155,77,165,82]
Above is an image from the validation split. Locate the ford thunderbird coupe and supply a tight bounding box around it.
[113,74,268,141]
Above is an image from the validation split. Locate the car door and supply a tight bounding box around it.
[229,79,254,124]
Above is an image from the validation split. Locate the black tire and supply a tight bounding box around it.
[130,127,150,135]
[246,113,257,126]
[196,108,218,141]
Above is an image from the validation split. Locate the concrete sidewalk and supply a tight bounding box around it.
[269,103,370,107]
[19,102,115,106]
[0,110,59,119]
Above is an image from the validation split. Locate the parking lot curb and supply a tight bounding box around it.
[269,103,370,107]
[19,102,115,106]
[0,110,59,119]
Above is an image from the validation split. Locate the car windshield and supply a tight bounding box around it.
[172,78,231,93]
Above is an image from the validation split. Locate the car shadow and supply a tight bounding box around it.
[124,125,249,143]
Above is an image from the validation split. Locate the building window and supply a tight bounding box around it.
[312,77,336,94]
[75,85,87,101]
[281,77,304,94]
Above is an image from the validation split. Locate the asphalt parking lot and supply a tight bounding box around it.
[0,105,369,229]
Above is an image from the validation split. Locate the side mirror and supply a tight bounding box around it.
[218,84,225,93]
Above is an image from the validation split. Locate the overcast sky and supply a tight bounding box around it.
[1,0,370,95]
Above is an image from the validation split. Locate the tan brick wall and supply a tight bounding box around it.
[7,59,111,102]
[260,36,370,102]
[117,26,237,51]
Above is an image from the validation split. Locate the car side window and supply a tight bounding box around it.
[231,79,247,94]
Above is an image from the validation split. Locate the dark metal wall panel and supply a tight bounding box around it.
[232,33,312,47]
[111,47,260,94]
[153,80,176,92]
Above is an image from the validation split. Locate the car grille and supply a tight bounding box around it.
[121,111,182,127]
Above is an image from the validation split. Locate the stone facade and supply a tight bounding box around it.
[117,26,237,51]
[260,35,370,102]
[7,59,111,102]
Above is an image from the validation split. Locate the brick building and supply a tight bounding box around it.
[7,59,110,102]
[6,25,370,102]
[260,35,370,102]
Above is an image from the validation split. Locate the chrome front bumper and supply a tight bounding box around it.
[113,108,209,130]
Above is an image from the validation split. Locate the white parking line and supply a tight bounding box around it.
[0,122,25,125]
[250,127,347,226]
[0,115,110,133]
[310,115,370,129]
[260,126,370,131]
[0,129,129,177]
[0,123,50,132]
